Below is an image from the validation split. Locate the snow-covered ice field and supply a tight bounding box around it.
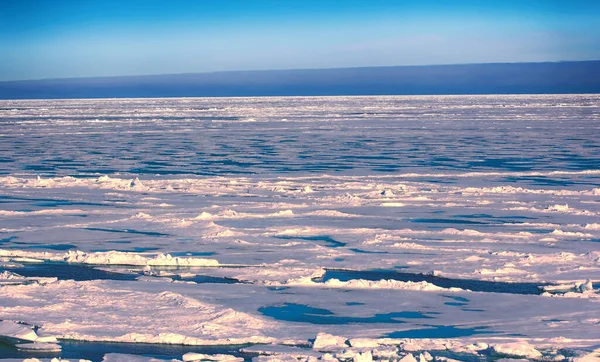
[0,95,599,361]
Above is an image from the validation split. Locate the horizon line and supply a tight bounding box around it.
[2,93,599,103]
[3,59,600,83]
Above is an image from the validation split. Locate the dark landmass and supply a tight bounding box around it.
[1,61,599,99]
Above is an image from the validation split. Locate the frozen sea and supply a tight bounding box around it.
[0,95,600,361]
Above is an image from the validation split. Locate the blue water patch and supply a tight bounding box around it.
[0,195,107,207]
[443,295,469,303]
[443,295,469,310]
[409,218,488,225]
[259,303,433,325]
[0,340,253,361]
[452,214,535,224]
[346,302,364,306]
[33,200,108,208]
[443,293,471,306]
[542,318,566,323]
[467,158,534,172]
[502,176,579,187]
[28,244,77,251]
[273,235,346,248]
[348,248,388,254]
[386,325,491,338]
[84,227,169,237]
[177,274,241,284]
[0,235,18,244]
[0,263,138,281]
[2,262,246,284]
[321,269,545,295]
[23,164,56,172]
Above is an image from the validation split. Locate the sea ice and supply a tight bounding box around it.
[1,95,599,359]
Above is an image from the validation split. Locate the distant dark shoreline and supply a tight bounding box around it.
[1,60,599,100]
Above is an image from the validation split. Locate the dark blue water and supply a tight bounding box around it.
[84,227,170,237]
[177,274,242,284]
[0,235,18,244]
[273,235,346,248]
[409,218,489,225]
[386,325,492,338]
[0,340,253,362]
[28,244,77,251]
[321,269,546,295]
[259,303,434,325]
[346,302,364,306]
[443,295,470,307]
[348,248,388,254]
[0,262,138,281]
[0,262,244,285]
[0,195,108,208]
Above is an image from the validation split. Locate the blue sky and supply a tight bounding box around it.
[1,0,599,81]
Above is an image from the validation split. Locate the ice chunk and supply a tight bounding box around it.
[129,177,146,190]
[578,279,594,293]
[15,342,62,352]
[380,189,395,197]
[35,336,59,343]
[62,250,220,267]
[572,348,600,361]
[420,352,433,362]
[492,341,543,359]
[182,352,243,361]
[312,332,348,351]
[323,278,457,291]
[546,204,570,212]
[352,351,373,362]
[0,320,38,343]
[399,354,417,362]
[0,270,57,286]
[0,271,24,280]
[334,350,373,362]
[348,338,380,348]
[371,347,400,359]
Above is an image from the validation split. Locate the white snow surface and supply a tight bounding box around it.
[1,95,600,360]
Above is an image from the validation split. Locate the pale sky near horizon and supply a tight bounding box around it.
[1,0,599,81]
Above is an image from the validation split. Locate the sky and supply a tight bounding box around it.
[1,0,599,81]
